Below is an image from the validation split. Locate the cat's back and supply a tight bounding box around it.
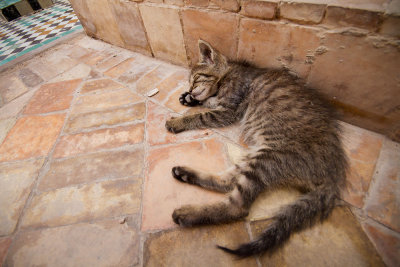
[241,67,340,148]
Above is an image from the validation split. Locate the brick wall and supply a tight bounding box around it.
[69,0,400,141]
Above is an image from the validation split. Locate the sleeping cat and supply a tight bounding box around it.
[165,40,348,257]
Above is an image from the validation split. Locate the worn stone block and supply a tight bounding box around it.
[6,218,140,266]
[0,115,65,162]
[26,53,78,81]
[279,2,326,24]
[39,149,144,191]
[165,0,184,6]
[307,32,400,136]
[144,222,257,266]
[364,139,400,232]
[151,70,189,103]
[341,123,383,208]
[210,0,239,12]
[117,58,158,86]
[140,5,188,66]
[80,78,124,94]
[0,118,16,145]
[50,64,92,82]
[184,0,209,7]
[22,178,141,229]
[324,6,382,31]
[182,9,239,65]
[95,52,132,72]
[362,219,400,267]
[24,79,81,115]
[238,19,321,77]
[104,58,136,78]
[53,123,144,158]
[253,207,385,266]
[69,0,97,36]
[110,0,151,55]
[380,16,400,38]
[66,102,145,133]
[0,237,12,266]
[240,0,277,20]
[84,0,124,46]
[0,159,44,235]
[135,65,176,95]
[0,90,35,120]
[71,88,143,115]
[18,68,44,87]
[387,0,400,15]
[0,74,29,105]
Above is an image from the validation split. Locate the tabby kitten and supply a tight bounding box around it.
[165,40,348,257]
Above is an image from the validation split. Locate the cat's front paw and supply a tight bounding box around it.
[172,166,195,184]
[172,206,195,226]
[165,117,185,134]
[179,92,201,107]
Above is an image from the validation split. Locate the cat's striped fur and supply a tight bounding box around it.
[165,40,348,257]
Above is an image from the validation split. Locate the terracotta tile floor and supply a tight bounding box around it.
[0,33,399,267]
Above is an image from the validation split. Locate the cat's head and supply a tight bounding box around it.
[188,40,229,101]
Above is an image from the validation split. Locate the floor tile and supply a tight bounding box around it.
[18,68,44,87]
[104,57,136,78]
[117,59,158,86]
[0,73,29,104]
[53,123,144,158]
[0,90,36,120]
[0,117,16,145]
[79,50,112,66]
[142,139,229,231]
[252,207,384,266]
[135,65,175,95]
[6,218,139,267]
[144,222,257,267]
[50,63,92,82]
[0,114,65,162]
[362,219,400,267]
[26,52,79,81]
[164,86,190,113]
[341,123,383,208]
[364,139,400,232]
[96,53,131,72]
[23,79,81,114]
[65,102,145,133]
[71,88,143,115]
[146,101,211,146]
[22,178,141,229]
[0,237,12,266]
[80,78,124,94]
[151,70,189,103]
[0,158,44,235]
[38,148,143,191]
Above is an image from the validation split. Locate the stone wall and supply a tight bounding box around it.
[68,0,400,141]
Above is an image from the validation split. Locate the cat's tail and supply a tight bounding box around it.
[217,184,338,257]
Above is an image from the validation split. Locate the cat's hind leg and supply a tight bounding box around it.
[172,173,264,226]
[172,166,237,193]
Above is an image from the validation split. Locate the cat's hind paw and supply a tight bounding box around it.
[179,92,201,107]
[172,206,195,226]
[165,117,185,134]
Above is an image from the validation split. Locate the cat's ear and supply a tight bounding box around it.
[198,39,217,65]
